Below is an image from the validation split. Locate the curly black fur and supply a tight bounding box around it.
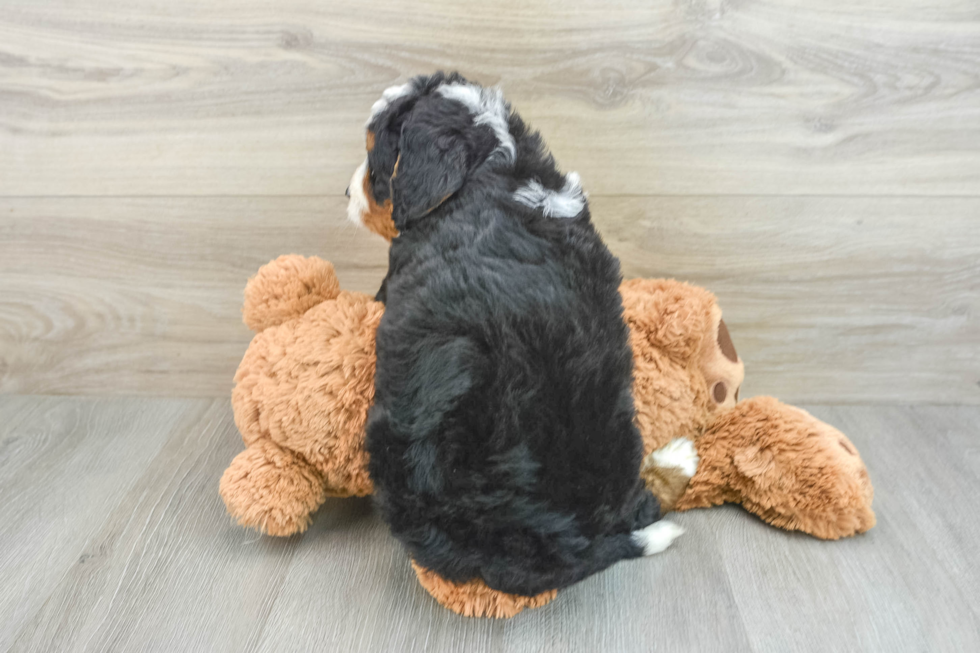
[364,72,662,597]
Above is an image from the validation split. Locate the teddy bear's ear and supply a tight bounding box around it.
[242,255,340,331]
[733,445,777,482]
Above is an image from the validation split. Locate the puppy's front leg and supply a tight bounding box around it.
[640,437,699,513]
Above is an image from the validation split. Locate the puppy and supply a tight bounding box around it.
[347,72,688,597]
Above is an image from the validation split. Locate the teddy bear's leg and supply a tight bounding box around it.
[410,561,557,618]
[676,396,876,539]
[219,438,327,537]
[242,255,342,331]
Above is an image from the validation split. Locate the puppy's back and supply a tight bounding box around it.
[369,190,658,596]
[356,73,667,597]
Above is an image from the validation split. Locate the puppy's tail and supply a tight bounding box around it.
[481,489,681,597]
[582,489,685,566]
[623,487,685,557]
[482,435,702,597]
[629,519,686,556]
[571,490,684,577]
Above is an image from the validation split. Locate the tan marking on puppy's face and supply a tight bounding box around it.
[360,166,397,241]
[346,150,398,242]
[366,130,376,152]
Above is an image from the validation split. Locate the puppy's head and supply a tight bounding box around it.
[346,72,514,238]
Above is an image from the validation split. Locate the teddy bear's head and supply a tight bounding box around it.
[619,278,745,454]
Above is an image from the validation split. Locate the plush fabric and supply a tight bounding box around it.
[411,561,557,619]
[676,397,876,539]
[222,261,382,536]
[220,255,875,615]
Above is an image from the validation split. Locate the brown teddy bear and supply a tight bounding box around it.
[221,254,875,618]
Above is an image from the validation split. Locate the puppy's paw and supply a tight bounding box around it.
[648,437,699,478]
[631,520,685,556]
[640,437,699,513]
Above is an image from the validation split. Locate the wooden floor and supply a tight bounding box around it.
[1,396,977,652]
[2,0,979,651]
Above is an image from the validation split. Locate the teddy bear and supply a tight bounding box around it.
[220,254,875,618]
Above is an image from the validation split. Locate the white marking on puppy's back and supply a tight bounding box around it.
[514,172,586,218]
[436,83,516,161]
[631,520,685,556]
[346,158,369,226]
[367,82,413,125]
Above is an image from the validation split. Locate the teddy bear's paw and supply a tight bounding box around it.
[648,436,699,478]
[632,520,685,556]
[699,308,745,412]
[219,439,327,536]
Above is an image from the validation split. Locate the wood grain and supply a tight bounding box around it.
[1,0,979,196]
[2,196,977,403]
[717,404,980,652]
[0,196,388,396]
[2,0,978,402]
[0,395,206,652]
[5,397,979,652]
[592,196,980,404]
[9,399,300,653]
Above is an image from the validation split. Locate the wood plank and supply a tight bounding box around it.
[0,395,205,652]
[2,196,977,403]
[9,399,298,653]
[2,0,979,196]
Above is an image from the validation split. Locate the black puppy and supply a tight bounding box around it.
[346,72,693,597]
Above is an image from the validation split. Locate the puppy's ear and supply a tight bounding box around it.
[390,95,480,229]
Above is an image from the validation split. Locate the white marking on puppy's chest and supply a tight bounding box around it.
[513,172,587,219]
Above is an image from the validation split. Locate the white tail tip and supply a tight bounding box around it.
[632,520,685,556]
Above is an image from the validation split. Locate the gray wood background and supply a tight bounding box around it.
[1,0,978,403]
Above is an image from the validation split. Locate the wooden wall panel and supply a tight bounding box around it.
[1,0,977,401]
[1,196,976,403]
[1,0,979,196]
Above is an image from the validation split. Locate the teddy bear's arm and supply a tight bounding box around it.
[220,438,327,536]
[676,396,876,540]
